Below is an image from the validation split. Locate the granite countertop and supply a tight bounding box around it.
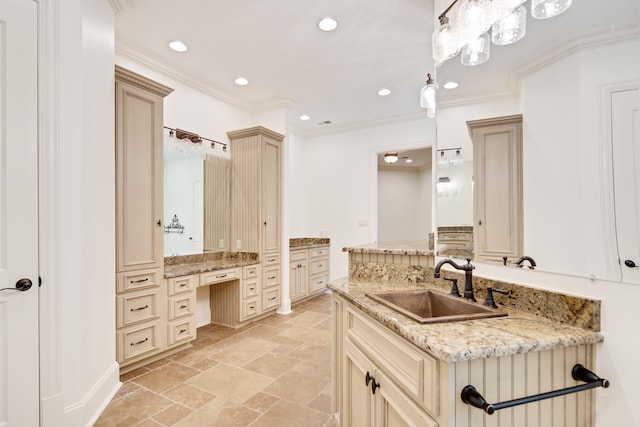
[290,237,330,249]
[328,277,603,363]
[164,252,260,278]
[343,240,433,256]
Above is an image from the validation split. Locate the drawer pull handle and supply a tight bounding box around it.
[216,274,228,279]
[318,264,323,267]
[249,305,255,310]
[268,296,276,301]
[180,305,188,309]
[131,337,149,346]
[179,329,187,334]
[317,280,324,284]
[267,258,276,262]
[249,287,255,291]
[130,305,149,312]
[131,278,149,284]
[268,276,276,280]
[179,283,188,287]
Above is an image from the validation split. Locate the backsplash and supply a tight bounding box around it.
[289,237,330,248]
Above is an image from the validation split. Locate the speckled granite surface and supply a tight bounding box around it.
[164,251,260,278]
[290,238,330,248]
[328,278,603,363]
[343,241,434,255]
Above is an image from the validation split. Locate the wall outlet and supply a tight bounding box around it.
[235,240,241,250]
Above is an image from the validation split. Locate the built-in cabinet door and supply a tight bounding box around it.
[468,115,523,263]
[115,77,165,272]
[374,370,438,427]
[262,137,281,254]
[344,340,375,427]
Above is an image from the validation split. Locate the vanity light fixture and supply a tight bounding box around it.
[432,0,572,67]
[169,40,188,52]
[384,152,399,164]
[318,17,338,32]
[420,74,437,118]
[378,88,391,96]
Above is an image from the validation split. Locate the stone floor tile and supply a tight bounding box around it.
[186,363,274,403]
[132,362,200,394]
[249,400,331,427]
[173,396,260,427]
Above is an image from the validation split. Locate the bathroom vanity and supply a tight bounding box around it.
[331,242,604,427]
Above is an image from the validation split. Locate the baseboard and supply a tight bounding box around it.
[61,361,121,427]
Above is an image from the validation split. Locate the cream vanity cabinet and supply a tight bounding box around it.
[228,126,284,312]
[290,245,330,303]
[115,66,173,369]
[333,294,596,427]
[165,274,197,348]
[467,115,523,264]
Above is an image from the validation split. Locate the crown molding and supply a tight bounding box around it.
[115,42,253,111]
[108,0,132,14]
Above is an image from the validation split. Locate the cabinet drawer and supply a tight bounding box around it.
[116,288,161,328]
[309,258,329,275]
[168,293,196,320]
[200,268,238,286]
[262,265,281,288]
[117,320,162,362]
[117,269,161,293]
[309,247,329,258]
[309,274,328,293]
[290,250,308,262]
[263,253,280,265]
[241,297,260,320]
[243,264,260,280]
[167,317,195,347]
[242,278,260,299]
[262,287,280,310]
[167,274,198,296]
[345,304,438,415]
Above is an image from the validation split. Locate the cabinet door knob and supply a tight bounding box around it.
[625,259,638,268]
[365,371,373,386]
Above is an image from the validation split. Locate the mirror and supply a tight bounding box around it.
[164,148,230,256]
[435,0,639,279]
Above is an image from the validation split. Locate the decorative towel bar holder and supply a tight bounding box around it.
[461,364,609,415]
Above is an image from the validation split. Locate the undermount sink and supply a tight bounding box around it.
[365,289,507,324]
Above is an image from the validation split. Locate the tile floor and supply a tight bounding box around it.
[95,293,336,427]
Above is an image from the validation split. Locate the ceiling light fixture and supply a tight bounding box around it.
[299,114,310,121]
[378,88,391,96]
[169,40,188,52]
[443,81,459,89]
[234,77,249,86]
[384,152,399,164]
[318,17,338,32]
[419,74,437,118]
[432,0,572,67]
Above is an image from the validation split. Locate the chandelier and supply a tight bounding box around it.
[433,0,573,67]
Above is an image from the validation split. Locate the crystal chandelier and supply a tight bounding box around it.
[432,0,573,67]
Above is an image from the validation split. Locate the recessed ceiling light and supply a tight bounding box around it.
[299,114,310,121]
[234,77,249,86]
[169,40,188,52]
[405,158,413,163]
[378,89,391,96]
[443,81,459,89]
[318,17,338,32]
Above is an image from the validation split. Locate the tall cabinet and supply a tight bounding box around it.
[115,66,173,369]
[467,114,523,264]
[228,126,284,314]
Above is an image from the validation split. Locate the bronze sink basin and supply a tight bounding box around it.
[365,289,507,324]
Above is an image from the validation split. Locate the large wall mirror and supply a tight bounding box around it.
[435,0,639,281]
[164,136,230,256]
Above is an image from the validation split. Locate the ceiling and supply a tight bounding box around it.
[115,0,637,135]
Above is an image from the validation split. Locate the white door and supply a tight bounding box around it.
[0,1,39,426]
[612,87,640,285]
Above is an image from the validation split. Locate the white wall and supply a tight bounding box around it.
[289,118,436,278]
[40,0,119,425]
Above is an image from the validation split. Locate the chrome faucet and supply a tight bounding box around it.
[514,255,537,269]
[434,258,476,302]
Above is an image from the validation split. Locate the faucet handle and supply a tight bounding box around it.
[444,277,461,297]
[484,287,509,309]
